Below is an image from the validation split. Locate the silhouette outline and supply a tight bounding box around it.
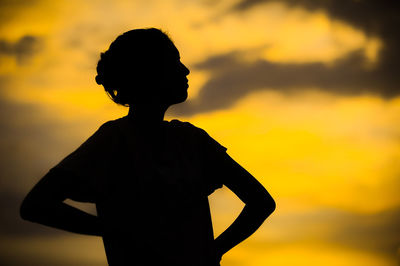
[20,28,276,266]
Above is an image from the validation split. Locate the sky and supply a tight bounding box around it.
[0,0,399,265]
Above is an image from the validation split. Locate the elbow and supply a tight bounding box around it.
[20,196,42,222]
[20,197,36,221]
[20,192,63,222]
[20,199,32,221]
[260,195,276,217]
[246,195,276,217]
[267,198,276,214]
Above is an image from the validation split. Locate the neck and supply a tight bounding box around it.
[127,104,169,124]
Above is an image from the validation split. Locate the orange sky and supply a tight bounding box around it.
[0,1,399,265]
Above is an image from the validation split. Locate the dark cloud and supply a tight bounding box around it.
[0,0,41,25]
[0,97,102,236]
[314,206,400,256]
[329,207,400,256]
[0,99,62,194]
[231,0,400,35]
[0,35,41,64]
[0,256,105,266]
[0,91,106,185]
[170,49,393,116]
[0,100,97,236]
[171,1,400,116]
[231,0,400,92]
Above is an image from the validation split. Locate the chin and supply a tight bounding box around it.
[169,92,188,105]
[176,94,188,104]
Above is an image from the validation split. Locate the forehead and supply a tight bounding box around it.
[162,41,180,58]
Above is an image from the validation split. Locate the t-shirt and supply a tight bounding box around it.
[50,115,228,266]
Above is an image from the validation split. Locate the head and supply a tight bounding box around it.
[95,28,190,107]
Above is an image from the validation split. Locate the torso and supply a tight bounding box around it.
[96,116,217,266]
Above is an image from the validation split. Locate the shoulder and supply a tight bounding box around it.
[96,117,128,136]
[169,119,227,151]
[168,119,213,141]
[78,119,124,149]
[169,119,193,128]
[99,118,124,131]
[169,119,206,134]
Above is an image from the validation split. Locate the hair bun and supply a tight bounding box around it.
[95,75,103,85]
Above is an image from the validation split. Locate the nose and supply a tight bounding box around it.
[180,62,190,75]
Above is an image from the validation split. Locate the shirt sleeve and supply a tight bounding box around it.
[49,121,116,203]
[193,126,228,196]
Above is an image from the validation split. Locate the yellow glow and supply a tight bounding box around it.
[1,1,397,265]
[188,90,400,213]
[186,70,210,99]
[172,2,382,65]
[0,0,75,39]
[260,7,380,64]
[0,55,17,74]
[224,242,395,266]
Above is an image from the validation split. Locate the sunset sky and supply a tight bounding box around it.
[1,0,399,265]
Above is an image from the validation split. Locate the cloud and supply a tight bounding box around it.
[231,0,400,88]
[0,97,104,240]
[170,49,396,115]
[168,1,400,116]
[0,35,42,64]
[0,233,105,266]
[329,206,400,256]
[0,0,41,25]
[231,0,399,40]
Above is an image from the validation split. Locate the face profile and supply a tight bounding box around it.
[157,46,190,106]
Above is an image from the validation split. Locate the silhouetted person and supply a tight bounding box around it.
[20,28,275,266]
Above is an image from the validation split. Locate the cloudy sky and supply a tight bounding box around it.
[0,0,399,265]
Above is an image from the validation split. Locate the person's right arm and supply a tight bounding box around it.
[20,122,116,236]
[20,169,103,236]
[213,154,276,261]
